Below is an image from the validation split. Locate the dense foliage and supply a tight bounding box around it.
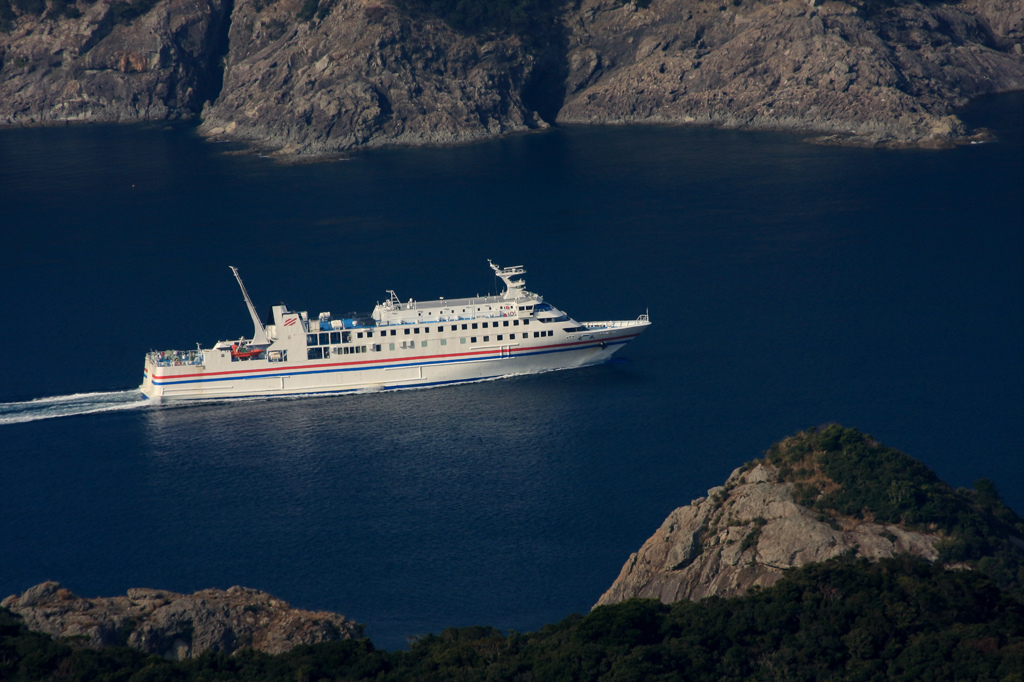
[0,0,153,32]
[107,0,159,24]
[766,425,1024,594]
[0,0,16,31]
[3,555,1023,681]
[390,0,564,38]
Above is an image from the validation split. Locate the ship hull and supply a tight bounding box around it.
[142,324,647,402]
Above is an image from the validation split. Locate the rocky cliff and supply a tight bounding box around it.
[197,0,543,155]
[1,582,360,659]
[0,0,230,124]
[0,0,1022,151]
[597,425,1024,606]
[560,0,1024,147]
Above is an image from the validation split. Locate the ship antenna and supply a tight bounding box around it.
[229,266,270,347]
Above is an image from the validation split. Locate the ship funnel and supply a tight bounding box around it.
[230,266,270,347]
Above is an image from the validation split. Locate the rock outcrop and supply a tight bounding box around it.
[0,0,230,125]
[1,582,361,659]
[198,0,544,155]
[596,460,942,606]
[560,0,1024,147]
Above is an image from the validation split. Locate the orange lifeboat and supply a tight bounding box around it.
[231,344,265,360]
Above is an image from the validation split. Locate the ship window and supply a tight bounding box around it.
[357,332,364,338]
[513,320,519,326]
[472,323,478,329]
[389,343,395,351]
[519,306,525,311]
[367,331,373,338]
[405,328,411,335]
[483,336,489,342]
[503,320,509,327]
[342,331,351,343]
[462,324,468,330]
[440,339,447,346]
[374,344,381,352]
[450,325,457,331]
[471,337,477,343]
[482,322,488,328]
[534,332,540,338]
[421,340,427,348]
[460,338,466,344]
[497,335,503,341]
[510,333,515,340]
[330,332,341,344]
[414,327,421,334]
[317,332,327,345]
[307,347,323,359]
[523,320,530,325]
[307,334,318,346]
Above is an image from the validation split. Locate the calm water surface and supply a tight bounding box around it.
[1,96,1022,648]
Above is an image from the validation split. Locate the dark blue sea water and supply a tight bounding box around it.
[1,96,1022,649]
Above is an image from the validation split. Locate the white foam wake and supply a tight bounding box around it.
[0,389,150,425]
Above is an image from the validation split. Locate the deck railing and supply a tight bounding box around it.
[148,349,204,367]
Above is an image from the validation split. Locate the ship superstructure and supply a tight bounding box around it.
[141,261,650,401]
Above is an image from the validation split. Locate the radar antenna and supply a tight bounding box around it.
[488,260,528,300]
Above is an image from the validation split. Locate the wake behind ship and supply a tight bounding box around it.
[141,262,650,402]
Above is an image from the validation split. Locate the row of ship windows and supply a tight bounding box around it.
[304,330,558,360]
[306,320,534,347]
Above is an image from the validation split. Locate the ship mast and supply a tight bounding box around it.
[488,260,528,300]
[230,266,270,347]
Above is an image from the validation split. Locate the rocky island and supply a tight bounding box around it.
[1,582,360,659]
[1,425,1022,678]
[1,0,1022,155]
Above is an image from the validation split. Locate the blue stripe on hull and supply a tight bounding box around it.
[152,337,633,388]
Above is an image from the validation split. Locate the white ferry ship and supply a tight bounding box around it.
[140,261,650,402]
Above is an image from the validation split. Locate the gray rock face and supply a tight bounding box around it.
[198,0,543,155]
[1,0,1021,150]
[595,462,941,607]
[1,582,361,659]
[559,0,1024,147]
[0,0,229,125]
